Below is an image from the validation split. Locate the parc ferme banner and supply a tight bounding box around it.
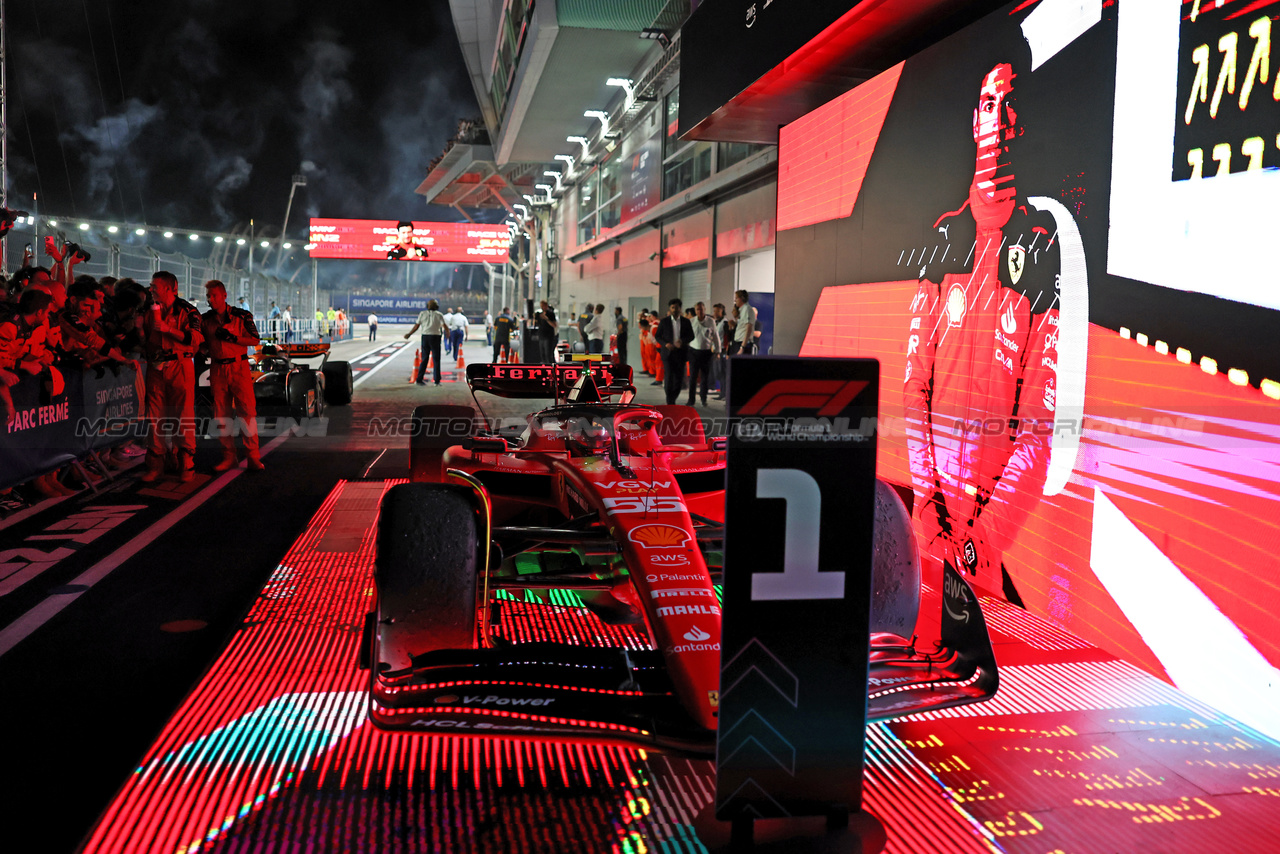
[0,364,141,490]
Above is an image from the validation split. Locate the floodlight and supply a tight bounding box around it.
[584,110,610,137]
[606,78,635,109]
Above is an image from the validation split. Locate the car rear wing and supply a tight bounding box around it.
[276,342,331,358]
[466,362,633,402]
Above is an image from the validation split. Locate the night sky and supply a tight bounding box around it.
[6,0,481,239]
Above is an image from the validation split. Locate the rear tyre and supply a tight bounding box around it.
[322,361,353,405]
[409,404,476,482]
[374,483,481,673]
[286,371,311,420]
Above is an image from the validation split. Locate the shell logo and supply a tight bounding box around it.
[628,524,691,550]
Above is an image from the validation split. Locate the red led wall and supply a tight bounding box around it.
[779,0,1280,740]
[308,219,509,263]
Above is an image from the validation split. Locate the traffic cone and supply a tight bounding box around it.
[456,351,466,370]
[409,349,420,382]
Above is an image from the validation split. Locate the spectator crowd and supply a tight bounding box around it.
[0,232,270,517]
[0,236,150,514]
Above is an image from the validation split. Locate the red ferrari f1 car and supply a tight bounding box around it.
[361,360,999,755]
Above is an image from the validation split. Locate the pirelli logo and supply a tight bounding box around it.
[657,604,722,617]
[651,588,716,599]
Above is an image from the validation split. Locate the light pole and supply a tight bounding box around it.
[275,173,307,275]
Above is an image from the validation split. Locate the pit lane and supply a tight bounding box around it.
[5,331,1279,852]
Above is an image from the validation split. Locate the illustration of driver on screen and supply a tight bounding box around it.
[386,220,428,260]
[904,55,1086,595]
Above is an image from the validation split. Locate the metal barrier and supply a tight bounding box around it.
[5,222,332,326]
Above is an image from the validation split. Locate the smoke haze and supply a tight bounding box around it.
[7,0,480,237]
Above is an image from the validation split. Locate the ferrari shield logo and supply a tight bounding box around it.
[1007,245,1026,285]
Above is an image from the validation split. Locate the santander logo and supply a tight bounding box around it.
[1000,303,1017,335]
[683,626,711,642]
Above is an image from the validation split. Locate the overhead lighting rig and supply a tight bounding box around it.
[606,77,635,110]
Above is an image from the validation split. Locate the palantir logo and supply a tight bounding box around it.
[683,626,711,642]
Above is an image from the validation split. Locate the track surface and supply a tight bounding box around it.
[4,330,1280,852]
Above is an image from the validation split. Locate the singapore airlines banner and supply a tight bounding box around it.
[777,0,1280,739]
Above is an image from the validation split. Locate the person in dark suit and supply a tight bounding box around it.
[653,297,694,405]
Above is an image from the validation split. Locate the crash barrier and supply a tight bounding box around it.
[1,361,143,491]
[258,319,353,344]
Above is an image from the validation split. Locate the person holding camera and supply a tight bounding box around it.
[201,280,262,472]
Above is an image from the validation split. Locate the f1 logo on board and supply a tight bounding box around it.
[738,380,868,417]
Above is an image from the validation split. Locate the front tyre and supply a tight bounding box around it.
[373,483,481,674]
[322,360,353,405]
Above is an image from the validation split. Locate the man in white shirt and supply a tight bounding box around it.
[449,308,468,361]
[281,305,293,344]
[687,301,719,406]
[483,310,493,346]
[404,299,447,385]
[585,303,607,354]
[367,313,378,341]
[441,308,456,355]
[731,289,758,355]
[711,303,729,399]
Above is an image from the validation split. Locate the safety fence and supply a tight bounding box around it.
[5,222,332,328]
[0,362,140,491]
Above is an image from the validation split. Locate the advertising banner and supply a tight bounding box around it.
[777,0,1280,741]
[621,132,662,224]
[716,356,878,821]
[1,365,141,490]
[346,295,430,325]
[308,219,509,263]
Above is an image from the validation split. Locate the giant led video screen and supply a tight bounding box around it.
[778,0,1280,739]
[307,218,509,262]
